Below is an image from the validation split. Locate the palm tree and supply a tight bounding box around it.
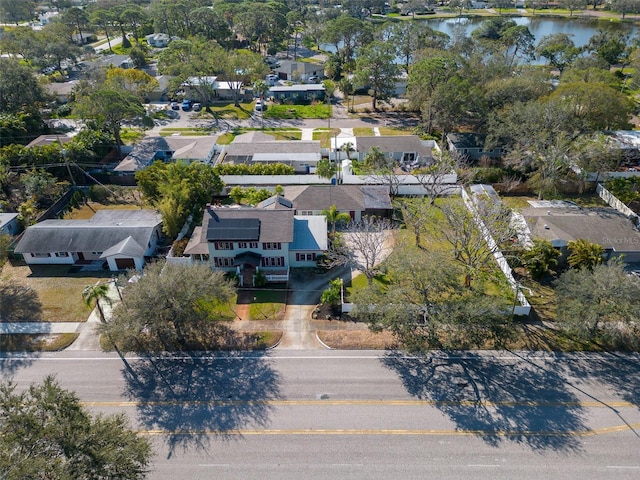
[567,239,605,271]
[340,142,355,159]
[82,283,112,324]
[322,204,351,236]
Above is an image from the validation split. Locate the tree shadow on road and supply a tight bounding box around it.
[382,351,586,452]
[122,351,282,458]
[557,352,640,436]
[0,280,44,375]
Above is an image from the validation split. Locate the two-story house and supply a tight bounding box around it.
[184,204,327,286]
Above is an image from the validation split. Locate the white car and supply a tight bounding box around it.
[254,100,266,112]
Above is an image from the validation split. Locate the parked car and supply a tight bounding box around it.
[265,74,278,86]
[170,101,180,110]
[182,99,192,110]
[192,102,202,111]
[254,100,266,112]
[308,76,320,83]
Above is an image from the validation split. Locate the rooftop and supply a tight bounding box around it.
[522,206,640,252]
[203,206,294,243]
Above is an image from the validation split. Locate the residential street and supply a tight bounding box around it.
[2,350,639,479]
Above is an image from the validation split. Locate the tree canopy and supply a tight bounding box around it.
[135,161,224,237]
[0,376,151,480]
[555,261,640,347]
[102,262,237,352]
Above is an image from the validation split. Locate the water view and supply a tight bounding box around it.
[420,16,639,47]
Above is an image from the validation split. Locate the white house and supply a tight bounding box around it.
[145,33,172,48]
[217,131,322,174]
[14,210,163,271]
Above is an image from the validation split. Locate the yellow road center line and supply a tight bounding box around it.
[82,399,638,408]
[137,423,640,437]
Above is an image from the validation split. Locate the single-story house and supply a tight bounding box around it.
[268,84,325,103]
[26,135,74,149]
[274,60,324,82]
[114,135,219,174]
[522,203,640,263]
[183,204,327,285]
[14,209,163,271]
[145,75,171,102]
[72,32,96,45]
[83,54,133,71]
[145,33,173,48]
[43,80,78,104]
[181,76,243,101]
[446,132,506,162]
[355,135,438,169]
[0,213,20,236]
[257,185,393,221]
[217,131,322,174]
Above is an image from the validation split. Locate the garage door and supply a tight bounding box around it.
[115,258,135,269]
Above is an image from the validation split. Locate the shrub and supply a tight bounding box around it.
[88,185,111,203]
[171,237,189,257]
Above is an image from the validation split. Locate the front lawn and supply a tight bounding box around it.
[263,103,330,119]
[248,288,287,321]
[1,262,113,322]
[312,128,341,148]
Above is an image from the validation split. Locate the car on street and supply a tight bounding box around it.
[182,99,192,110]
[192,102,202,112]
[170,101,180,110]
[254,100,266,112]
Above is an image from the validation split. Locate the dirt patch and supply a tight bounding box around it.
[318,330,398,350]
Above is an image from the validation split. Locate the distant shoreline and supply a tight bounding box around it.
[374,8,640,25]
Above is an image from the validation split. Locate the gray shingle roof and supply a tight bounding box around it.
[100,236,145,258]
[115,136,217,172]
[362,186,393,210]
[523,207,640,253]
[283,185,365,211]
[203,207,294,243]
[15,210,161,254]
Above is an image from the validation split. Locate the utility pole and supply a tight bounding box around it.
[58,136,76,187]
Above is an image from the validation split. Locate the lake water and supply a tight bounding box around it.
[419,16,639,48]
[320,16,639,62]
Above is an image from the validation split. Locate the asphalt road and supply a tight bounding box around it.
[2,350,640,479]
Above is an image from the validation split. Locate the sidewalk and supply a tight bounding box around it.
[0,283,120,351]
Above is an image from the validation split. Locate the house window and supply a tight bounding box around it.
[214,257,234,267]
[215,242,233,250]
[55,252,69,257]
[238,242,248,249]
[32,253,51,258]
[299,210,313,215]
[296,253,316,261]
[262,256,285,267]
[91,251,103,256]
[249,242,258,249]
[262,242,281,250]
